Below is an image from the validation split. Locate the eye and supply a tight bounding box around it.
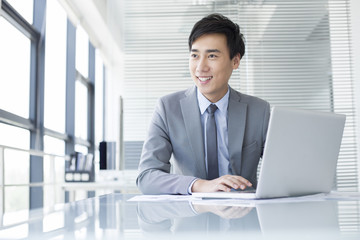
[190,53,198,59]
[208,54,217,59]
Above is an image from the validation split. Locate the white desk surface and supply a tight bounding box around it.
[0,192,360,240]
[62,181,134,190]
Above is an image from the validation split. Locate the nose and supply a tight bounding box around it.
[196,57,210,73]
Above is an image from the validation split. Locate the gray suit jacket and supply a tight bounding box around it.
[136,85,270,195]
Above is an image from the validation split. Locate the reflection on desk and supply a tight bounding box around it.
[62,170,140,201]
[0,193,359,240]
[137,201,260,234]
[62,181,139,201]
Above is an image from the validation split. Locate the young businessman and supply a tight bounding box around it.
[136,13,270,195]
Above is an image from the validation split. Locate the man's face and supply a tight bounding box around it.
[189,33,240,103]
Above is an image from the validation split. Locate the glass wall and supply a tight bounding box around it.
[0,124,30,212]
[0,0,105,212]
[44,0,67,133]
[43,135,65,208]
[0,17,30,118]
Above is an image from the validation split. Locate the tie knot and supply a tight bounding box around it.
[207,104,218,115]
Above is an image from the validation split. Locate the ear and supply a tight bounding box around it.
[232,53,241,69]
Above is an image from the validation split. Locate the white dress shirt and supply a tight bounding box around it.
[197,87,230,177]
[188,87,231,194]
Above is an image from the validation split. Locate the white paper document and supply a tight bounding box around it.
[325,191,360,200]
[128,194,200,202]
[128,191,360,203]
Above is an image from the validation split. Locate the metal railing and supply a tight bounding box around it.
[0,144,69,224]
[0,143,140,227]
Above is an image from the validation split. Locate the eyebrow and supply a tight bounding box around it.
[191,49,221,53]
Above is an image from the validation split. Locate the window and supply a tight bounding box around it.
[76,26,89,79]
[75,80,88,141]
[0,0,100,211]
[5,0,33,24]
[74,25,94,155]
[0,17,31,118]
[0,0,34,213]
[43,136,65,208]
[44,0,67,133]
[94,50,105,168]
[0,123,30,212]
[95,51,104,144]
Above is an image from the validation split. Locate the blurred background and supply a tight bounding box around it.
[0,0,359,215]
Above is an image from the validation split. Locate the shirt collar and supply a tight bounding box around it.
[197,86,230,115]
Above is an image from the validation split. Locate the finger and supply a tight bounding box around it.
[233,176,253,187]
[218,177,242,189]
[214,182,232,192]
[223,175,253,188]
[218,176,250,190]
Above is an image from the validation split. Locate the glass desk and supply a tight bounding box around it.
[0,193,359,239]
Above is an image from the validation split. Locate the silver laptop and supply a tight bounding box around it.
[193,106,346,199]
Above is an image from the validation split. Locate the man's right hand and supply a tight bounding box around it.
[191,175,252,192]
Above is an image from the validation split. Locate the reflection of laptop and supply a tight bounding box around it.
[193,107,346,199]
[257,201,339,234]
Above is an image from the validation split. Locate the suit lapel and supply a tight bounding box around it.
[228,88,247,175]
[180,86,207,179]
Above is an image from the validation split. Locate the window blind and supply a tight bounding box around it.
[120,0,358,191]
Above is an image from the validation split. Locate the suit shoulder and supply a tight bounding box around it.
[232,88,269,107]
[158,86,196,107]
[159,89,188,103]
[243,93,269,106]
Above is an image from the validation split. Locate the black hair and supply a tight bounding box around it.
[188,13,245,59]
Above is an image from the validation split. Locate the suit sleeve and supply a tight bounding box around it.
[136,98,197,195]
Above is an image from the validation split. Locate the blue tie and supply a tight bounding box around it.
[206,104,219,180]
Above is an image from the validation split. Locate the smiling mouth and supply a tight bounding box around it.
[197,76,213,82]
